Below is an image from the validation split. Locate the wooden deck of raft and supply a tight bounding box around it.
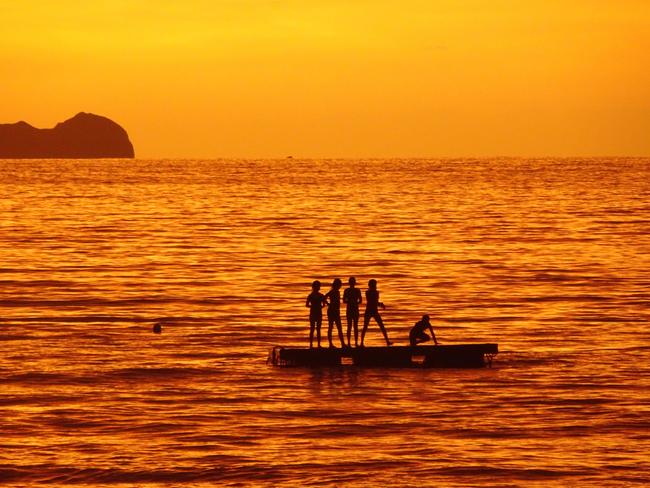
[269,344,498,368]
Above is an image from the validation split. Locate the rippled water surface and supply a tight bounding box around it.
[1,158,650,486]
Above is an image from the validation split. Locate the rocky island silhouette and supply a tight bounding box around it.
[0,112,134,158]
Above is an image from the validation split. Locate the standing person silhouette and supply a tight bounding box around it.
[360,279,392,347]
[343,276,362,347]
[325,278,345,348]
[306,280,326,348]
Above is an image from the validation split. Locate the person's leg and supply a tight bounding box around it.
[327,316,334,347]
[316,318,322,348]
[309,319,315,348]
[375,313,392,346]
[346,315,352,347]
[417,333,430,345]
[354,315,359,347]
[361,313,370,346]
[335,316,345,347]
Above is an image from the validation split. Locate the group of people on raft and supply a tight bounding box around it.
[306,277,438,349]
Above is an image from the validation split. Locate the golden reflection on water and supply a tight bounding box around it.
[1,158,650,486]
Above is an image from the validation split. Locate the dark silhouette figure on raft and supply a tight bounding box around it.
[409,315,438,347]
[343,276,362,347]
[325,278,346,348]
[306,280,327,348]
[360,279,392,346]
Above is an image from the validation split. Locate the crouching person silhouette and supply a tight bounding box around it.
[409,314,438,347]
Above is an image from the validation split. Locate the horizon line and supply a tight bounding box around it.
[132,154,650,160]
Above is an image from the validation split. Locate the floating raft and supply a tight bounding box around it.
[268,344,498,368]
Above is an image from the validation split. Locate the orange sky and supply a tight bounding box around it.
[1,1,649,158]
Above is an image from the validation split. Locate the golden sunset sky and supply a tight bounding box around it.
[2,1,649,157]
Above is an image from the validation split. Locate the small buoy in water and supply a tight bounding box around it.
[153,323,162,334]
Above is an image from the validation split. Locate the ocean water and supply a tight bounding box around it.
[1,158,649,487]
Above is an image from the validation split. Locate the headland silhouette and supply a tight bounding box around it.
[0,112,134,158]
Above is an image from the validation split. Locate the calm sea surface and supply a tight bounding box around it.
[1,158,649,487]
